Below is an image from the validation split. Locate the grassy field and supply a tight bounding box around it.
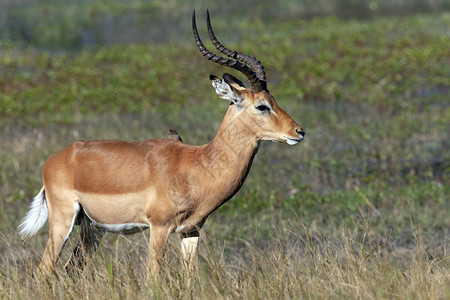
[0,9,449,299]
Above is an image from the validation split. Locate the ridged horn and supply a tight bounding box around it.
[206,10,267,84]
[192,10,267,93]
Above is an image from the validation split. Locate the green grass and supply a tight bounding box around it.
[1,13,448,125]
[0,11,449,299]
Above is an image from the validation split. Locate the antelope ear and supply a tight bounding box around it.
[223,73,246,90]
[209,74,243,105]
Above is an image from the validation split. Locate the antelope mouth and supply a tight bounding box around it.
[286,137,304,145]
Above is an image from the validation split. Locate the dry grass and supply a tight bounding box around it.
[1,218,448,299]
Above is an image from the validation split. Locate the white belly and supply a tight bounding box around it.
[83,207,150,235]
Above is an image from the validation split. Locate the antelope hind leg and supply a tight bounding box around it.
[64,212,103,272]
[39,202,80,273]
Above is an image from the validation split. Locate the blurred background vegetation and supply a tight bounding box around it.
[0,0,449,298]
[1,0,450,49]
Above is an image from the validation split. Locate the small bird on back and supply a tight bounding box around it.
[168,129,183,142]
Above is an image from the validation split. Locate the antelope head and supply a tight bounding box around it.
[193,10,305,145]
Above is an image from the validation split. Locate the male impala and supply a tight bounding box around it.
[18,10,305,273]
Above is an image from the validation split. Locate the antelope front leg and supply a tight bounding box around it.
[181,230,200,269]
[148,225,171,275]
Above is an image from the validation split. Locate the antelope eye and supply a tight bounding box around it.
[256,105,270,112]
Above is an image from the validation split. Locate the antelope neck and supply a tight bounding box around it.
[201,106,260,188]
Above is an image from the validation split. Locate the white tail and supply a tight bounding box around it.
[18,187,48,237]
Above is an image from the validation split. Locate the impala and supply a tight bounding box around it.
[18,10,305,273]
